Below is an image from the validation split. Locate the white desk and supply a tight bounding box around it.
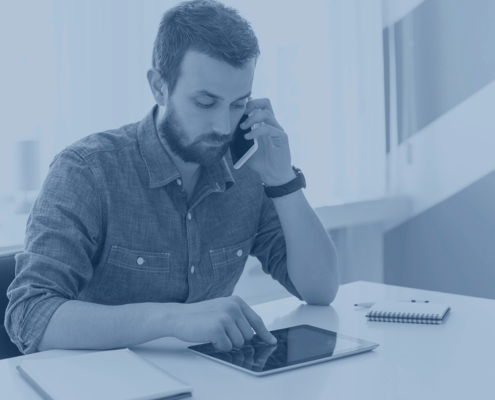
[1,281,493,399]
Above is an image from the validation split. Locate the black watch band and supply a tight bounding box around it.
[263,166,306,198]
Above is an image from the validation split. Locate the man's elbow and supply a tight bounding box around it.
[303,284,339,306]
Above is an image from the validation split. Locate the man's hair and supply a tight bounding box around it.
[152,0,260,96]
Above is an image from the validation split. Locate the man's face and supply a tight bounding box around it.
[158,50,256,167]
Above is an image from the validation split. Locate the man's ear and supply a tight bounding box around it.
[147,68,169,106]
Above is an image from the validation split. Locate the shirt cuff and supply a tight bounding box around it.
[15,295,70,354]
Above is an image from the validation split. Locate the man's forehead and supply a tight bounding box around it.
[179,50,255,98]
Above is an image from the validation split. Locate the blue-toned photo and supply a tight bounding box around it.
[0,1,494,399]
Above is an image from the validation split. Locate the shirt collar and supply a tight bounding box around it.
[138,105,235,191]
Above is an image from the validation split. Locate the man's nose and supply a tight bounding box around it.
[211,110,232,136]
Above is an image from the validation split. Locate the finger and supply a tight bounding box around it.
[241,304,277,344]
[211,329,233,352]
[241,109,283,132]
[244,125,287,144]
[236,316,254,342]
[245,98,274,116]
[225,322,246,349]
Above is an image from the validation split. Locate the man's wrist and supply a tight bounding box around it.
[152,302,183,338]
[260,168,297,187]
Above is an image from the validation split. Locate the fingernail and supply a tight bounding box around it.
[240,123,246,128]
[270,336,277,344]
[244,134,250,139]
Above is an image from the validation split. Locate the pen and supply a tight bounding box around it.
[354,300,430,307]
[353,302,375,308]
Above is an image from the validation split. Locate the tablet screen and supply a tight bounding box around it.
[188,325,376,374]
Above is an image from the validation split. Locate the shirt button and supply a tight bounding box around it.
[176,179,182,186]
[190,265,195,274]
[236,249,243,257]
[136,257,145,265]
[187,212,192,220]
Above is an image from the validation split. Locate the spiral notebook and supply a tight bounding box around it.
[365,301,451,324]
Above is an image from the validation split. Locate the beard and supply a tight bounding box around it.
[158,102,232,167]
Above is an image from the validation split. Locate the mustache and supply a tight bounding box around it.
[197,133,232,144]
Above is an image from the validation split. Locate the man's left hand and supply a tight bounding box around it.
[241,98,295,186]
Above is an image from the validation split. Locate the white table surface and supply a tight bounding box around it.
[1,280,494,400]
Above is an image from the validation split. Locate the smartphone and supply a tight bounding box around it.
[230,113,258,169]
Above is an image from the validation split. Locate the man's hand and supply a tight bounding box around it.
[172,295,277,352]
[241,98,295,186]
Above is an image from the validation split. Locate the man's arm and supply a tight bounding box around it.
[37,300,178,351]
[38,296,276,352]
[272,188,339,305]
[241,98,339,305]
[5,149,103,354]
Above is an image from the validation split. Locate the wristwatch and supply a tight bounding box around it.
[263,166,306,198]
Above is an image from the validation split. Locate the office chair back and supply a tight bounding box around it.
[0,250,23,359]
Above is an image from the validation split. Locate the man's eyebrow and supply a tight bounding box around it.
[193,90,251,102]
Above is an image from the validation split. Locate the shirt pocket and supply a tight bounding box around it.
[208,235,256,298]
[97,246,170,305]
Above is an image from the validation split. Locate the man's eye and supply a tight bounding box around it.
[195,100,245,110]
[195,101,215,109]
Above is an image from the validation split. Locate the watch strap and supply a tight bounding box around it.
[263,166,306,198]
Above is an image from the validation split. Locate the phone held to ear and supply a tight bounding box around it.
[230,113,258,169]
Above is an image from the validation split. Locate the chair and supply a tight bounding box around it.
[0,250,23,359]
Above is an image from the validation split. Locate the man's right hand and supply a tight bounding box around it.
[171,295,277,352]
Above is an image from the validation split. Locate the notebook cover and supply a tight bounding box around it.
[16,348,192,400]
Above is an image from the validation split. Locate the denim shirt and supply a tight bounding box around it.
[5,105,301,354]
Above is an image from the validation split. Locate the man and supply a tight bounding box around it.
[5,0,338,355]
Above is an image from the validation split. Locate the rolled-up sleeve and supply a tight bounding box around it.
[4,149,101,354]
[250,192,302,301]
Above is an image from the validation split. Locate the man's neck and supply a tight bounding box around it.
[154,105,201,185]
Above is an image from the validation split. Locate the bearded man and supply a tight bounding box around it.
[6,0,338,355]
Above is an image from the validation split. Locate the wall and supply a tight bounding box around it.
[0,0,386,210]
[383,0,495,297]
[384,0,495,219]
[385,169,495,299]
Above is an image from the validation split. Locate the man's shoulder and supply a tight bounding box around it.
[67,121,140,160]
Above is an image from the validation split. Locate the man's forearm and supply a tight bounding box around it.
[37,300,181,352]
[272,189,339,305]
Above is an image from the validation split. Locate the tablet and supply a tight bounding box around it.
[188,324,379,376]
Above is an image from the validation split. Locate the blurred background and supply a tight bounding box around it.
[1,0,494,304]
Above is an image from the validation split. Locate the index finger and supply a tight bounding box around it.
[244,98,274,116]
[240,303,277,344]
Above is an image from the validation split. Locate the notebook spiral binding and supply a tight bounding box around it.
[366,311,443,324]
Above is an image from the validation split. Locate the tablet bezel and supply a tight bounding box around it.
[188,324,379,377]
